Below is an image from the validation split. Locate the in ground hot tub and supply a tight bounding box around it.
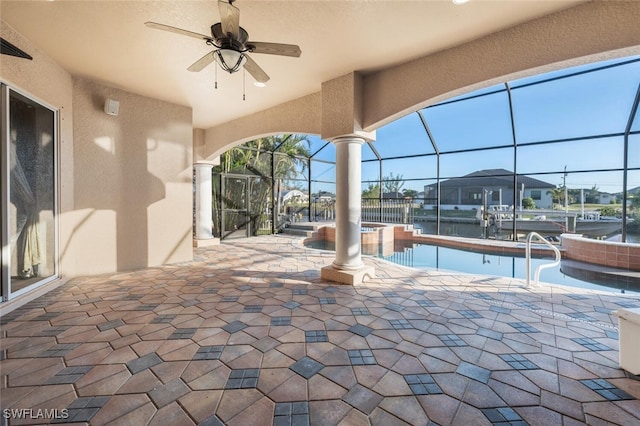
[312,222,395,256]
[360,223,395,256]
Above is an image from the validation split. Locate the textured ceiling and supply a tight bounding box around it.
[0,0,583,129]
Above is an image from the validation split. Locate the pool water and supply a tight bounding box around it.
[305,240,640,294]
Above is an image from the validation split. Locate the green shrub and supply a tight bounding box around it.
[522,197,535,209]
[598,206,620,217]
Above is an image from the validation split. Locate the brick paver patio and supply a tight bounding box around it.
[1,235,639,425]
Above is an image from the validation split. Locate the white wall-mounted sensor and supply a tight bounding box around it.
[104,98,120,116]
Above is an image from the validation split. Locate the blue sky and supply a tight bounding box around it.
[305,55,640,195]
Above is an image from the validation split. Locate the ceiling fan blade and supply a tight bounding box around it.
[218,0,240,39]
[243,55,270,84]
[247,41,301,58]
[187,52,216,72]
[145,21,212,42]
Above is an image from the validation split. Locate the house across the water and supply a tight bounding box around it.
[423,169,555,210]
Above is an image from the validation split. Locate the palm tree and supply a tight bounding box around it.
[546,186,565,209]
[218,134,310,236]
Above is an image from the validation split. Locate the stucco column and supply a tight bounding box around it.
[193,163,219,247]
[321,137,374,285]
[332,136,365,270]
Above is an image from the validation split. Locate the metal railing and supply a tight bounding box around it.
[362,198,414,224]
[525,232,561,288]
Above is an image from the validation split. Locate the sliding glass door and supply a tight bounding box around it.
[1,85,57,301]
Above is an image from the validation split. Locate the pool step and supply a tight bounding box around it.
[282,222,326,237]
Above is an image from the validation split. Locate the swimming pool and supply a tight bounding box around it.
[305,240,640,294]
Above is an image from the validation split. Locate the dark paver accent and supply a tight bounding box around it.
[244,305,263,313]
[440,334,467,347]
[97,319,125,332]
[605,330,619,339]
[151,314,176,324]
[283,301,301,309]
[478,328,503,341]
[571,337,612,351]
[567,295,589,300]
[351,307,371,316]
[515,302,540,310]
[169,328,197,340]
[290,356,324,379]
[274,401,310,426]
[225,368,260,389]
[499,354,539,370]
[490,305,511,314]
[134,304,158,311]
[34,312,62,321]
[122,294,144,300]
[127,352,163,374]
[389,319,414,330]
[567,312,596,321]
[238,285,252,291]
[37,343,81,358]
[482,407,526,425]
[292,289,308,295]
[471,292,494,301]
[385,303,405,312]
[53,396,109,424]
[460,310,483,319]
[270,282,284,288]
[305,330,328,343]
[404,374,443,395]
[347,349,376,366]
[580,379,635,400]
[78,297,102,305]
[40,326,71,336]
[508,322,539,333]
[223,320,248,334]
[417,299,437,307]
[193,345,224,360]
[45,366,93,384]
[349,324,373,337]
[456,361,491,384]
[318,297,336,305]
[200,415,225,426]
[271,316,292,326]
[615,301,639,308]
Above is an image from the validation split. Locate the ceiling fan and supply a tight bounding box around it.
[145,0,301,86]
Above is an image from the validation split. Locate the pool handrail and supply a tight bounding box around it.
[525,232,562,288]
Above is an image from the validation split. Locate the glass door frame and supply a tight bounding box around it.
[1,83,60,302]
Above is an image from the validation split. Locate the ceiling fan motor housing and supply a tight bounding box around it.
[211,22,249,50]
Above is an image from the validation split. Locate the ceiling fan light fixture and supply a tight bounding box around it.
[215,48,246,73]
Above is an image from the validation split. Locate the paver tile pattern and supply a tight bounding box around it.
[1,235,639,425]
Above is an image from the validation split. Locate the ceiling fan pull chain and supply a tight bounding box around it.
[243,68,246,101]
[215,65,218,89]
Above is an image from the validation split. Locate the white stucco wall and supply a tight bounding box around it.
[1,20,193,278]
